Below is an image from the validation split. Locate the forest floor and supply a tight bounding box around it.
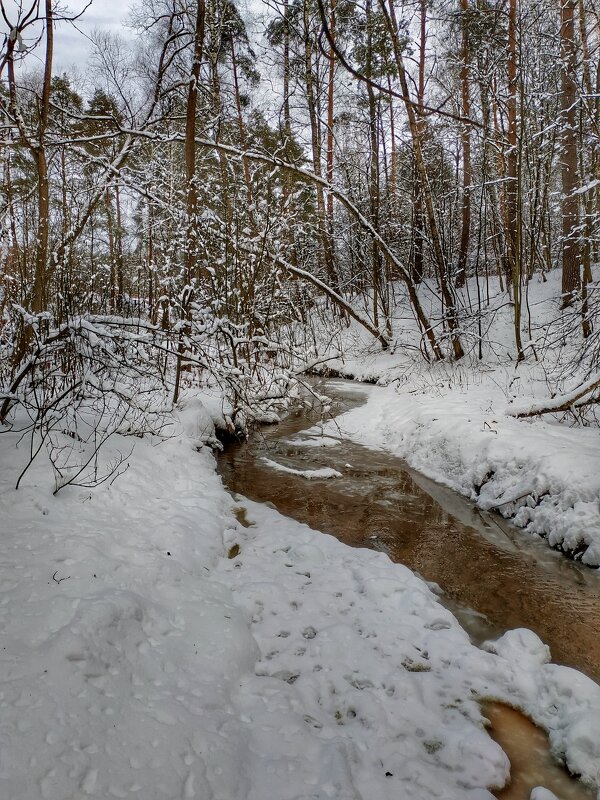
[1,269,600,799]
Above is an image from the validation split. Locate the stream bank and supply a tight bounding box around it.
[218,378,600,683]
[217,378,600,798]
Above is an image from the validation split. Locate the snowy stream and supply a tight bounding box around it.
[218,378,600,799]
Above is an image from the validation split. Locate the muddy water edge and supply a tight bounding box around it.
[217,378,600,798]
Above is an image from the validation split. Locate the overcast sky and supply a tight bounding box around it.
[54,0,129,70]
[1,0,130,73]
[2,0,267,93]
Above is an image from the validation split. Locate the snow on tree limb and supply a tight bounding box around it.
[510,374,600,418]
[237,243,389,349]
[112,127,444,358]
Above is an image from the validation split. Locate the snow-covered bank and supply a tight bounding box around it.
[0,403,256,799]
[312,270,600,566]
[326,377,600,566]
[1,395,600,799]
[218,498,600,798]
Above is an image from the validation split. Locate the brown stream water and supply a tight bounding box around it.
[484,702,596,799]
[217,378,600,799]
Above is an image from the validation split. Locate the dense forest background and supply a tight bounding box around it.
[1,0,599,478]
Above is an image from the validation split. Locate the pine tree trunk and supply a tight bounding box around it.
[455,0,471,289]
[303,0,338,290]
[560,0,581,308]
[184,0,206,289]
[175,0,206,404]
[506,0,524,360]
[382,0,464,359]
[366,0,382,328]
[31,0,54,317]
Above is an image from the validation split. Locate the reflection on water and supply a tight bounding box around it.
[217,378,600,798]
[484,702,596,799]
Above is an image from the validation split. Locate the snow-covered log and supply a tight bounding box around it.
[510,374,600,418]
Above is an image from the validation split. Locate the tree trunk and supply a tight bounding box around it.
[175,0,206,404]
[560,0,581,307]
[105,188,117,310]
[184,0,206,288]
[115,183,125,311]
[506,0,524,360]
[366,0,382,328]
[31,0,54,316]
[381,0,464,359]
[326,0,335,224]
[411,0,427,285]
[231,39,253,209]
[303,0,338,289]
[455,0,471,289]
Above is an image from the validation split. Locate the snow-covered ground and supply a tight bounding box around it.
[1,389,600,799]
[314,270,600,566]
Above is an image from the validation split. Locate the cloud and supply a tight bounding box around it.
[0,0,131,72]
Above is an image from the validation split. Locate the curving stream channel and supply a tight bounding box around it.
[217,378,600,799]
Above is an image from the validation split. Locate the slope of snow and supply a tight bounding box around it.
[1,393,600,799]
[327,377,600,565]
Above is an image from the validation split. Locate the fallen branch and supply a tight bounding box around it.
[510,374,600,418]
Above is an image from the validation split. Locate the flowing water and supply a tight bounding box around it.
[484,702,596,800]
[217,378,600,799]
